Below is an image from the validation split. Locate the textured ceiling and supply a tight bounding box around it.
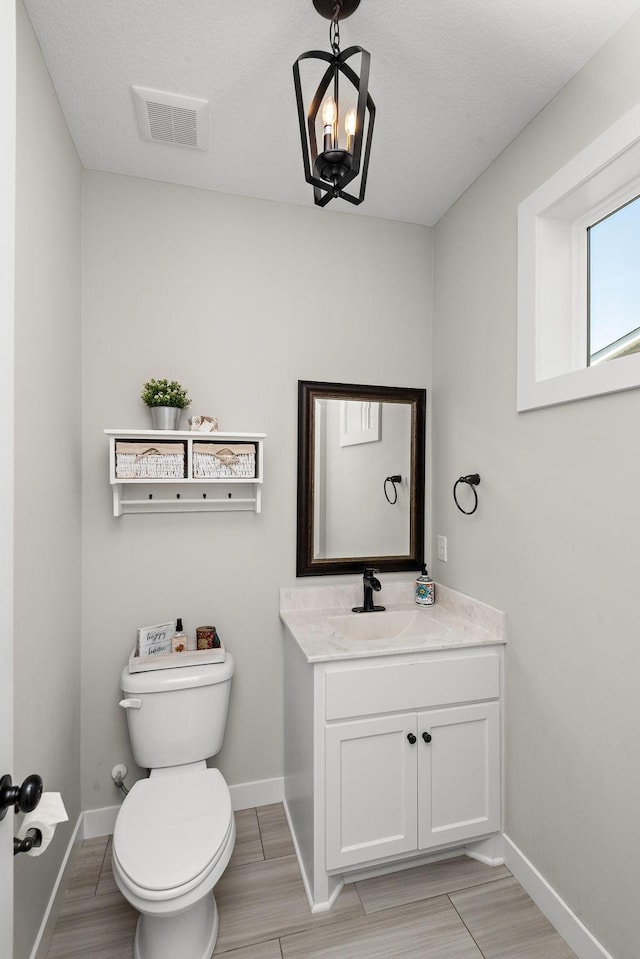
[22,0,640,226]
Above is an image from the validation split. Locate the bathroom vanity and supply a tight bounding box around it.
[280,581,506,912]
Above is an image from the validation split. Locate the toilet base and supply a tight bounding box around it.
[134,893,218,959]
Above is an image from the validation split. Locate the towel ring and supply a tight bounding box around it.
[453,473,480,515]
[384,474,402,505]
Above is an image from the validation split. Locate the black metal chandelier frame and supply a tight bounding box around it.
[293,0,375,207]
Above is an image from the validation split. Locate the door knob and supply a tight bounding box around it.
[422,731,432,744]
[407,733,417,744]
[0,773,43,821]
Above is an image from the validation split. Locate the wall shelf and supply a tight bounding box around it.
[105,429,266,517]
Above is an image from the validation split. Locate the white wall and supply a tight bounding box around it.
[14,4,83,957]
[432,12,640,959]
[80,172,432,807]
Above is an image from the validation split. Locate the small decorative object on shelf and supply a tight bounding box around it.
[172,618,187,653]
[141,378,191,430]
[188,414,220,432]
[136,622,175,657]
[196,626,221,650]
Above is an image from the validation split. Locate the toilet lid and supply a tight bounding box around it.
[113,768,232,892]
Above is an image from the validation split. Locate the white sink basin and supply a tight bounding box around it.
[328,609,419,641]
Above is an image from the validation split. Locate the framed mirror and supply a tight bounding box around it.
[297,380,426,576]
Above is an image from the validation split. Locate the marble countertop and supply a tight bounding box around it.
[280,580,507,663]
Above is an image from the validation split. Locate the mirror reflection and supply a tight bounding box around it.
[297,381,426,576]
[313,398,411,559]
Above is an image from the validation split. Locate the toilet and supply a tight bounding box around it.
[112,655,235,959]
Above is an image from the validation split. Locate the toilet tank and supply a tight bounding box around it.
[119,655,234,769]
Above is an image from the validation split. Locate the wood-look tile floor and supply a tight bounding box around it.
[46,804,577,959]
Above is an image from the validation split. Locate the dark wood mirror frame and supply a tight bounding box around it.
[296,380,426,576]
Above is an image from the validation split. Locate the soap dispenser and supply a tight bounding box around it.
[172,618,188,653]
[415,565,435,606]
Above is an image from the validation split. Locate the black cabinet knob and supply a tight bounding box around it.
[0,773,43,821]
[422,731,432,743]
[407,733,417,744]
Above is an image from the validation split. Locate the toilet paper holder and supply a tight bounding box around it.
[14,828,42,856]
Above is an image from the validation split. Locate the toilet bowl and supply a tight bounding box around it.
[113,655,235,959]
[113,767,235,959]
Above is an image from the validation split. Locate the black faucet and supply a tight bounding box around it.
[352,568,386,613]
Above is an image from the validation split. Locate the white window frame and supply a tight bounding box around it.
[517,102,640,411]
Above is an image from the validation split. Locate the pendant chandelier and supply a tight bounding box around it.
[293,0,375,208]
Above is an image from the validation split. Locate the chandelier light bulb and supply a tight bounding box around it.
[322,97,337,126]
[345,108,357,135]
[345,108,357,151]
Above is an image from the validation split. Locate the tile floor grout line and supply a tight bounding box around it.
[100,853,110,896]
[352,880,366,915]
[81,837,108,901]
[100,840,109,887]
[99,837,109,873]
[255,808,267,861]
[447,890,488,959]
[352,867,512,919]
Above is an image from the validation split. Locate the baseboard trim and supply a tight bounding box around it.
[82,804,120,840]
[282,798,315,911]
[282,798,343,914]
[503,834,614,959]
[229,776,284,811]
[464,832,505,866]
[29,813,84,959]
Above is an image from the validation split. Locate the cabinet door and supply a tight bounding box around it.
[325,714,418,871]
[418,701,500,850]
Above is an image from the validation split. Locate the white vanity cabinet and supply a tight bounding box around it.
[323,652,501,871]
[325,699,500,871]
[283,635,503,911]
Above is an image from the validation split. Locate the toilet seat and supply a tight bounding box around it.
[113,768,233,900]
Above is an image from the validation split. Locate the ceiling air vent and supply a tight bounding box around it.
[132,85,209,151]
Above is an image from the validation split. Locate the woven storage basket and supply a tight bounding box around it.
[115,441,186,480]
[192,443,256,479]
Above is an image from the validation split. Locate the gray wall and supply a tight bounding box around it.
[431,12,640,959]
[80,172,433,806]
[14,3,83,957]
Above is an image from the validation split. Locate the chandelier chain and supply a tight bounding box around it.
[329,0,343,55]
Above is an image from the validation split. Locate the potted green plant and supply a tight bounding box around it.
[141,378,191,430]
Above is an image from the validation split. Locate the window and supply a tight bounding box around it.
[517,102,640,411]
[588,195,640,366]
